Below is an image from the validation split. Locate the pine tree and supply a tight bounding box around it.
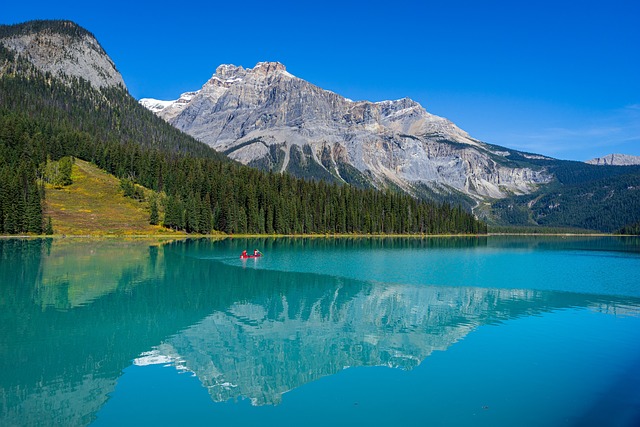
[25,183,43,234]
[185,194,200,233]
[45,216,54,235]
[149,199,159,225]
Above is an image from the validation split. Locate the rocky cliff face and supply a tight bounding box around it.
[0,20,125,90]
[141,61,551,202]
[586,153,640,166]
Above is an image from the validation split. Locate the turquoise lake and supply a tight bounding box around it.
[1,236,639,426]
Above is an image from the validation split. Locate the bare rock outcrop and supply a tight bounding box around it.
[586,153,640,166]
[0,20,125,90]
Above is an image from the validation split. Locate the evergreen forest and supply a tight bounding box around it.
[617,221,640,235]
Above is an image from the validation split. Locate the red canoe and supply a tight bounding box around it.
[240,253,263,259]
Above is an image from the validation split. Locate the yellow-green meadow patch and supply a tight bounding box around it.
[44,159,182,236]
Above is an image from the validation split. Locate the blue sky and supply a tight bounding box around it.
[3,0,639,161]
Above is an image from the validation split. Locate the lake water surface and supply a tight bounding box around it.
[1,236,639,426]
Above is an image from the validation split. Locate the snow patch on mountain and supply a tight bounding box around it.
[139,98,175,113]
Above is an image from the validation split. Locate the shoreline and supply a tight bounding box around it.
[0,232,633,239]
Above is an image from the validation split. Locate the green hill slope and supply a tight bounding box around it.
[45,159,181,235]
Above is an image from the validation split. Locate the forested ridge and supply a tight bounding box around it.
[0,37,486,235]
[0,19,96,40]
[478,140,640,232]
[491,168,640,232]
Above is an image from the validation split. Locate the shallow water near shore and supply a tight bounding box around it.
[1,236,639,426]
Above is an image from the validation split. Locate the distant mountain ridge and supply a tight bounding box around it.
[140,62,552,203]
[586,153,640,166]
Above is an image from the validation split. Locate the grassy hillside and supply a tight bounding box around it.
[44,159,181,235]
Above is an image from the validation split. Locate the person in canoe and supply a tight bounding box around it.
[240,249,263,259]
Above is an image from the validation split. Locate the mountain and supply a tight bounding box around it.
[141,62,640,231]
[586,153,640,166]
[140,62,552,205]
[0,20,229,161]
[0,20,124,90]
[0,20,484,236]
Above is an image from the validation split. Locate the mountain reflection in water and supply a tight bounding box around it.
[0,237,639,425]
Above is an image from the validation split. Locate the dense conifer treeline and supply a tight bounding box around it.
[0,119,44,234]
[617,222,640,235]
[0,43,486,235]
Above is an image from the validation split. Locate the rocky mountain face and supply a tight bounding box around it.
[141,62,552,204]
[586,153,640,166]
[0,20,124,90]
